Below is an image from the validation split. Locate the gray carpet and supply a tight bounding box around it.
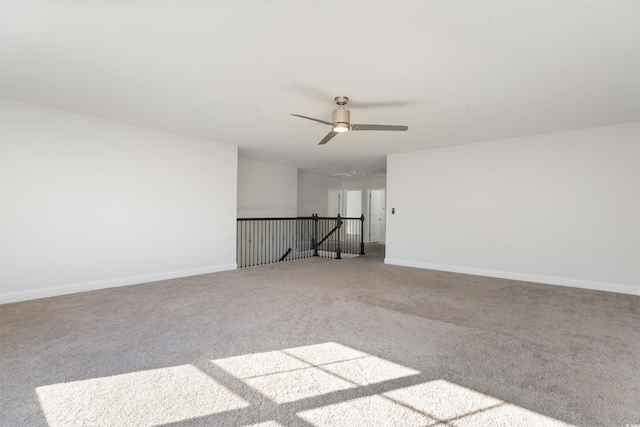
[1,244,638,426]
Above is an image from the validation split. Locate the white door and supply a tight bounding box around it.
[369,189,386,243]
[328,189,342,216]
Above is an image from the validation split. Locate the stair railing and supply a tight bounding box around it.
[236,214,365,268]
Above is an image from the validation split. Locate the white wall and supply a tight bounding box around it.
[345,190,362,218]
[342,178,386,191]
[1,100,238,303]
[386,122,640,295]
[237,158,297,218]
[297,173,344,217]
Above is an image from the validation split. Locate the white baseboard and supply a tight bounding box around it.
[384,258,640,296]
[0,264,238,304]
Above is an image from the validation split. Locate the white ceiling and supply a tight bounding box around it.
[2,1,639,178]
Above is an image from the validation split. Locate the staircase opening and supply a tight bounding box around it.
[236,214,365,268]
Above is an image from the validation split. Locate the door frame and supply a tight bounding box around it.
[327,188,343,216]
[368,188,386,243]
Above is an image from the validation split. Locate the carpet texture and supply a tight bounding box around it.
[1,244,638,426]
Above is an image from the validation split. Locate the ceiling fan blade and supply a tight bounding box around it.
[351,124,408,131]
[291,114,332,126]
[288,83,334,101]
[348,100,416,109]
[319,131,339,145]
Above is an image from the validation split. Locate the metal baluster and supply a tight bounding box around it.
[242,221,245,267]
[269,219,272,263]
[261,220,264,265]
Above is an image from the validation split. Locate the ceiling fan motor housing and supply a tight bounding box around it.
[332,106,350,126]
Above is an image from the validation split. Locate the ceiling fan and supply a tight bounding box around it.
[330,171,386,178]
[331,170,367,177]
[291,96,408,145]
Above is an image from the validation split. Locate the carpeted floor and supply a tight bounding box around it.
[1,244,638,426]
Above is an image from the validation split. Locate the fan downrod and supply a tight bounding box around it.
[334,96,349,106]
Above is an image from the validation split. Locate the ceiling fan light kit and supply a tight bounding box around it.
[332,121,350,133]
[292,95,408,145]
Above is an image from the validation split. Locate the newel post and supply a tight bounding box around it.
[312,214,319,256]
[359,214,365,255]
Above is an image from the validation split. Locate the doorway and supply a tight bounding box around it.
[368,189,386,243]
[345,190,362,234]
[328,189,342,216]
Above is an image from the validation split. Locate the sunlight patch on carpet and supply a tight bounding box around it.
[244,422,287,427]
[35,342,576,426]
[382,380,503,420]
[284,342,369,365]
[452,402,575,426]
[211,342,419,403]
[36,365,249,427]
[211,350,309,379]
[298,395,437,426]
[300,379,574,427]
[379,380,573,427]
[212,342,575,427]
[320,355,420,386]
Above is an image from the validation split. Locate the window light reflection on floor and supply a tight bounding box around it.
[211,342,420,403]
[299,380,574,426]
[244,422,286,427]
[211,342,575,427]
[35,342,575,427]
[35,365,249,427]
